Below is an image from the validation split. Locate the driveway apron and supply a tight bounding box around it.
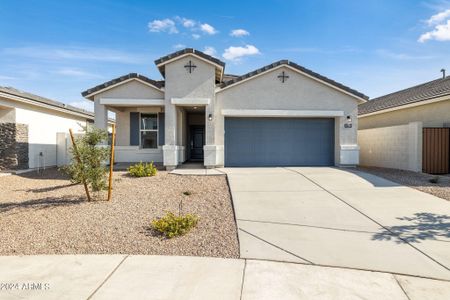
[220,167,450,280]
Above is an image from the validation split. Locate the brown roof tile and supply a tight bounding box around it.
[219,60,368,100]
[358,76,450,115]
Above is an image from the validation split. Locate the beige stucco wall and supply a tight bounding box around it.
[0,106,16,123]
[115,107,163,146]
[90,57,363,167]
[358,122,422,172]
[215,66,360,166]
[92,80,164,131]
[163,55,216,167]
[359,99,450,130]
[93,80,164,99]
[0,96,88,169]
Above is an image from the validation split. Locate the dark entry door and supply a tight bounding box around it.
[224,117,335,167]
[190,126,205,160]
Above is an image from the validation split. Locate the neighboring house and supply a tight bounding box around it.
[0,86,96,170]
[82,48,368,170]
[358,76,450,174]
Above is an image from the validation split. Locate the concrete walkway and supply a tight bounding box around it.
[1,255,449,300]
[220,167,450,280]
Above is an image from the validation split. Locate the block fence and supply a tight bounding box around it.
[358,122,422,172]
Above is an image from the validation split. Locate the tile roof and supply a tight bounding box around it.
[81,73,163,98]
[154,48,225,68]
[219,60,369,100]
[0,86,94,119]
[358,76,450,115]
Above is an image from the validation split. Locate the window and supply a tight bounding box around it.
[140,113,158,148]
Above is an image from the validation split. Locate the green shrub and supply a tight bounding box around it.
[63,126,109,194]
[183,191,192,196]
[151,212,199,238]
[128,161,157,177]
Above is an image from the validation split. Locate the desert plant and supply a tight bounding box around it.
[183,191,192,196]
[64,126,109,198]
[128,161,157,177]
[151,212,199,238]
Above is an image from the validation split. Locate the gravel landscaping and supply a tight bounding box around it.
[0,168,239,257]
[358,166,450,201]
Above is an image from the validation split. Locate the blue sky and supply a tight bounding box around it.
[1,0,450,112]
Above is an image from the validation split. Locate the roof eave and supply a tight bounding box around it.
[217,61,369,101]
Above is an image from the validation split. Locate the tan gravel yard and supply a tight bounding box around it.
[358,167,450,201]
[0,169,239,257]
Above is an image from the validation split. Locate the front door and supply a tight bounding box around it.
[190,126,204,160]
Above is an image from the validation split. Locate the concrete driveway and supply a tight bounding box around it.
[221,167,450,280]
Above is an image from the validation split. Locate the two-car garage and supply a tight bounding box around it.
[224,117,335,167]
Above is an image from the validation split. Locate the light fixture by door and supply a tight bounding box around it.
[344,115,352,128]
[208,114,213,121]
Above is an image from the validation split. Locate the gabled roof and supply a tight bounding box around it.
[359,76,450,115]
[0,86,95,119]
[81,73,163,99]
[219,60,369,101]
[154,48,225,81]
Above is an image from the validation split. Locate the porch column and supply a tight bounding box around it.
[204,100,224,168]
[94,98,108,130]
[338,110,359,166]
[163,103,178,170]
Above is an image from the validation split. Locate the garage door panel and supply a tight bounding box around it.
[225,118,334,167]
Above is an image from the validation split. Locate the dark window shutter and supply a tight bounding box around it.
[158,113,165,146]
[130,112,140,146]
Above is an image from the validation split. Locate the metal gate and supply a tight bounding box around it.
[422,128,450,174]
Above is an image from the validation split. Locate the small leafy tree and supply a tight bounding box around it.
[64,126,109,199]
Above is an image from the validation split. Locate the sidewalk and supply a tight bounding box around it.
[1,255,449,300]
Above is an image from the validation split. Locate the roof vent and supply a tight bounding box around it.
[441,68,446,79]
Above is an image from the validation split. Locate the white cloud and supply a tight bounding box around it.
[419,19,450,42]
[203,46,217,57]
[222,45,260,61]
[230,29,250,37]
[55,68,102,79]
[173,44,186,49]
[200,23,218,35]
[182,18,196,28]
[2,46,145,64]
[192,34,201,40]
[148,18,178,34]
[68,100,94,112]
[426,9,450,25]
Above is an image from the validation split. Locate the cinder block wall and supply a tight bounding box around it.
[358,122,422,172]
[0,122,29,170]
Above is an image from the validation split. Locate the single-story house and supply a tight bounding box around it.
[0,86,97,170]
[82,48,368,170]
[358,76,450,174]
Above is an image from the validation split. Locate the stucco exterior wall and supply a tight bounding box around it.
[93,80,164,99]
[359,99,450,130]
[0,97,88,169]
[0,106,16,123]
[115,107,163,146]
[215,66,360,166]
[358,122,422,172]
[163,55,216,168]
[15,106,87,169]
[92,80,164,131]
[113,107,164,163]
